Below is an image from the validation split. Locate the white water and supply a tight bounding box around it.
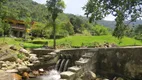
[39,70,61,80]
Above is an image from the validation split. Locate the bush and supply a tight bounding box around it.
[17,53,26,60]
[91,25,110,36]
[14,38,23,41]
[31,40,48,44]
[0,28,4,36]
[82,30,92,36]
[135,34,142,41]
[23,45,43,48]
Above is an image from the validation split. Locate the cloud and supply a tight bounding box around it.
[33,0,46,4]
[64,0,88,16]
[103,14,116,21]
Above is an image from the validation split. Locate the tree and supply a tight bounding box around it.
[91,25,110,36]
[0,0,10,37]
[46,0,65,49]
[134,25,142,41]
[24,14,32,40]
[83,0,142,39]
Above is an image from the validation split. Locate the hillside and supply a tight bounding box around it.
[97,20,142,29]
[4,0,48,22]
[3,0,142,29]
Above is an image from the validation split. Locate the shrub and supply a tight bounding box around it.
[17,53,26,60]
[23,45,43,48]
[82,30,92,36]
[31,40,48,44]
[0,28,4,36]
[14,38,23,41]
[91,25,110,36]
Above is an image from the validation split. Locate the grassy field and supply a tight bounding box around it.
[0,35,142,48]
[48,35,142,47]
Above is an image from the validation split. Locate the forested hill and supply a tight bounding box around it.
[4,0,48,22]
[97,20,142,29]
[3,0,142,29]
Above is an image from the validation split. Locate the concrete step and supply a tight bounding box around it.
[68,66,81,72]
[60,71,75,80]
[75,58,90,66]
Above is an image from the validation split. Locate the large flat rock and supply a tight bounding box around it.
[60,71,75,80]
[68,66,81,72]
[0,72,13,80]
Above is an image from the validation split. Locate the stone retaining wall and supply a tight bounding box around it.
[32,46,142,79]
[59,47,142,80]
[94,46,142,79]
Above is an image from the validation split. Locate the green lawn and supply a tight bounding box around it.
[0,37,42,48]
[0,35,142,48]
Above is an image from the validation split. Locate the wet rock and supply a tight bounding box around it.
[103,78,109,80]
[10,45,17,51]
[68,66,81,72]
[17,66,29,71]
[89,71,97,79]
[96,78,103,80]
[44,55,53,60]
[1,67,7,70]
[116,77,124,80]
[21,62,26,66]
[75,58,90,66]
[24,61,30,65]
[5,61,11,66]
[68,66,82,78]
[19,48,30,56]
[0,61,3,68]
[39,68,45,75]
[29,56,38,62]
[2,63,7,67]
[7,65,16,69]
[0,61,4,64]
[0,54,17,61]
[60,71,75,80]
[81,71,97,80]
[0,70,4,73]
[6,69,18,73]
[29,72,36,78]
[75,78,82,80]
[0,72,13,80]
[22,72,29,79]
[12,73,22,80]
[39,68,44,72]
[32,70,40,76]
[33,60,40,65]
[27,63,34,67]
[16,58,23,63]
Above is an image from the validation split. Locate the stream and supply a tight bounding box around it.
[29,70,61,80]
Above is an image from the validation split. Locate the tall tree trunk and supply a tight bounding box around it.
[53,20,56,49]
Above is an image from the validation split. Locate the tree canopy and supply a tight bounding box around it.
[83,0,142,39]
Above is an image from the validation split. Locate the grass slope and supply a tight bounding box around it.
[48,35,142,47]
[0,37,42,48]
[0,35,142,48]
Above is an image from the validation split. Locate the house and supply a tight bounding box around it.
[5,19,34,37]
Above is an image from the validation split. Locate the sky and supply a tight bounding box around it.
[33,0,115,21]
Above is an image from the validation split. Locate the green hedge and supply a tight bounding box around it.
[23,45,43,48]
[30,40,48,44]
